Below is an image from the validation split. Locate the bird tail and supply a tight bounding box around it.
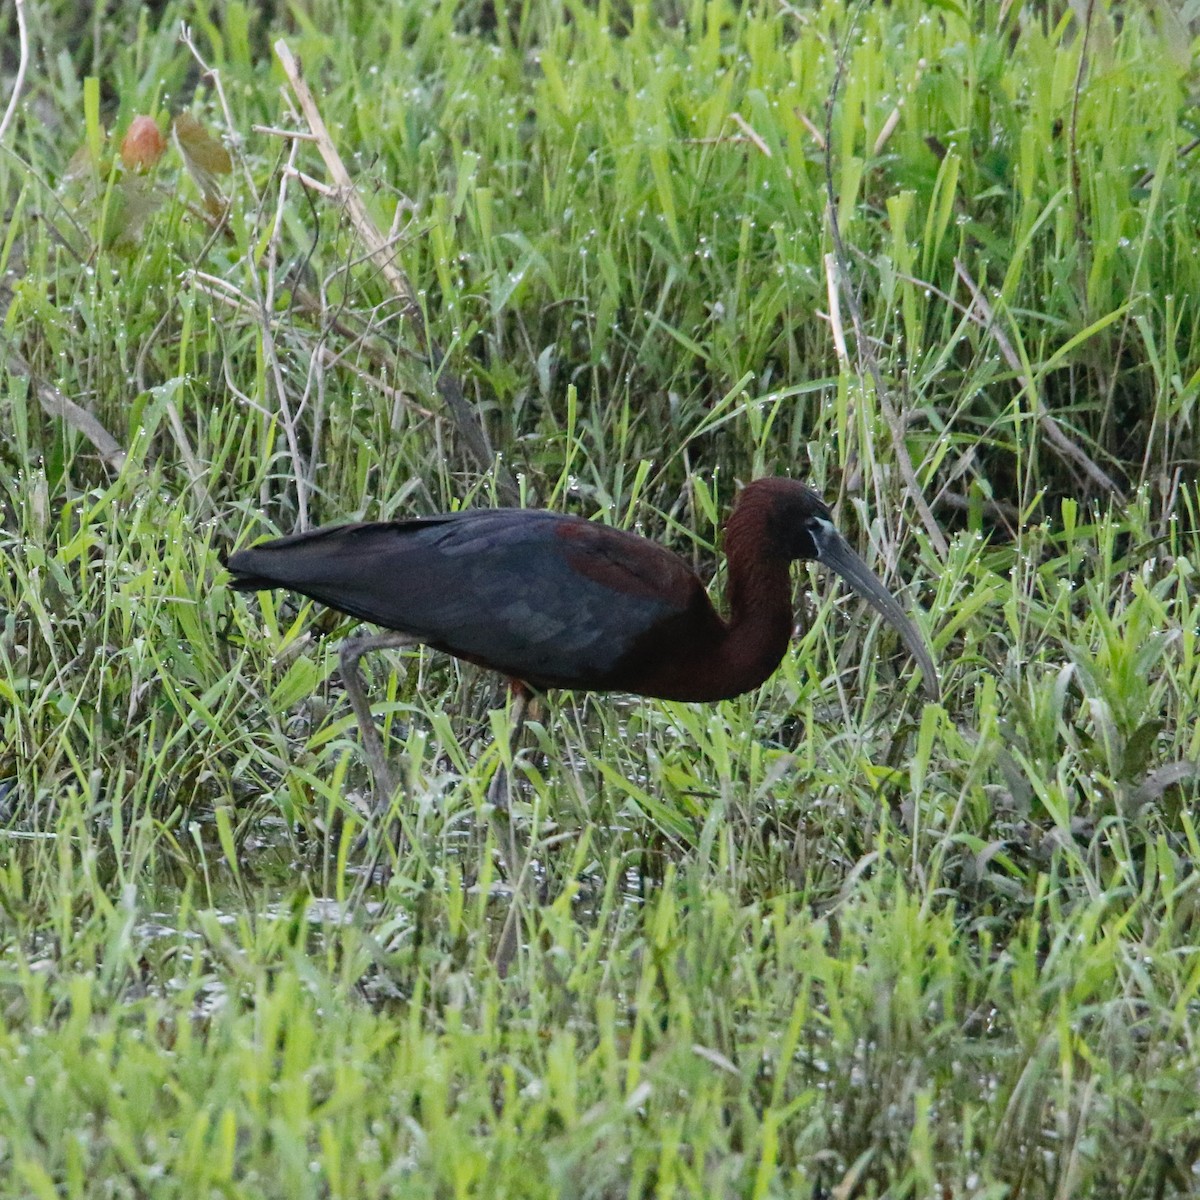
[225,524,374,591]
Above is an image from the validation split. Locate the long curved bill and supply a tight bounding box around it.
[810,521,940,702]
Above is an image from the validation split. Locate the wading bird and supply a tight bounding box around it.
[227,477,938,813]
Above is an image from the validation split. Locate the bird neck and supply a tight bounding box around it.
[713,508,796,697]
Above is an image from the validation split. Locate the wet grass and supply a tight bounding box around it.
[3,0,1200,1195]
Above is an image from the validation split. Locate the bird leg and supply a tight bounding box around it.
[486,684,530,813]
[338,631,420,821]
[486,684,529,873]
[488,685,531,976]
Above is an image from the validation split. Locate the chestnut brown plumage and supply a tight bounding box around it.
[227,478,938,806]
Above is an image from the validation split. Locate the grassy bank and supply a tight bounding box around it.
[3,0,1200,1195]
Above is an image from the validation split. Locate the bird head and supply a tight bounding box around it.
[740,479,940,701]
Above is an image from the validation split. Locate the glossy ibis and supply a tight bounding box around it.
[227,477,939,812]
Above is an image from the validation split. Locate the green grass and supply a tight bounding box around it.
[4,0,1200,1195]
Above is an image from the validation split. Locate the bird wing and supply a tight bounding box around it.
[227,509,710,689]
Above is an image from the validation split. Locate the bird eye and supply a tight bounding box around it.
[806,516,838,556]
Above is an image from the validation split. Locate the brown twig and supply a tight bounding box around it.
[0,0,29,145]
[273,41,518,503]
[933,490,1021,527]
[8,349,128,473]
[821,7,948,558]
[189,271,435,420]
[727,113,772,158]
[794,108,826,151]
[952,259,1125,503]
[1135,135,1200,192]
[181,27,314,526]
